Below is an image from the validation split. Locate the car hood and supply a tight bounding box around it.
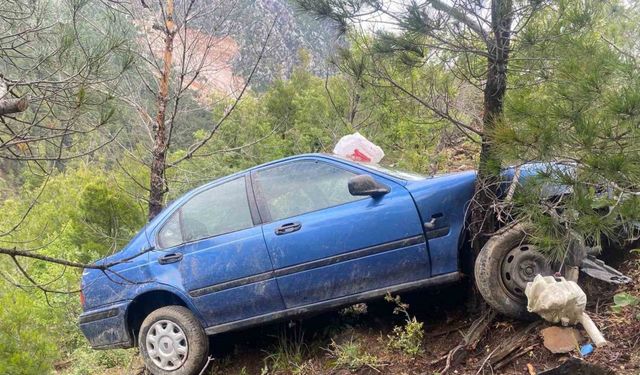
[402,161,575,213]
[501,162,576,198]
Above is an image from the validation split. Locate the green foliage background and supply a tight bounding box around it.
[0,0,639,373]
[0,58,459,374]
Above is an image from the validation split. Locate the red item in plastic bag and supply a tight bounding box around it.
[333,132,385,163]
[350,149,372,162]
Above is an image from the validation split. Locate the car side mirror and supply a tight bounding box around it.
[348,175,390,197]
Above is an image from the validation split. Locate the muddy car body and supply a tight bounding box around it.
[78,154,575,374]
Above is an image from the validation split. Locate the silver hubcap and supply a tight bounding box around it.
[146,320,188,371]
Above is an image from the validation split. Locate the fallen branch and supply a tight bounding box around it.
[440,308,497,374]
[489,321,541,370]
[0,245,156,270]
[427,321,473,338]
[494,344,536,371]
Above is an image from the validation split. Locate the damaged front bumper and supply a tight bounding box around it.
[580,255,632,284]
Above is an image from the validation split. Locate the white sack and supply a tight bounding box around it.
[526,274,607,347]
[525,275,586,325]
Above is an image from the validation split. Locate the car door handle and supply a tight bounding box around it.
[423,217,437,230]
[275,222,302,235]
[424,213,445,230]
[424,213,450,239]
[158,253,183,265]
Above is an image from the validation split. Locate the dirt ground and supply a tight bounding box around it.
[100,253,640,375]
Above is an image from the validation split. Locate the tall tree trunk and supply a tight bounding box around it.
[465,0,513,313]
[470,0,513,252]
[148,0,175,220]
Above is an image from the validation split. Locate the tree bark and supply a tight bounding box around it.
[0,97,28,115]
[469,0,513,254]
[148,0,175,220]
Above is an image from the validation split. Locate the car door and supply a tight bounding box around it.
[149,175,284,327]
[252,158,430,308]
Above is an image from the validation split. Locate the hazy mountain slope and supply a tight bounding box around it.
[227,0,342,90]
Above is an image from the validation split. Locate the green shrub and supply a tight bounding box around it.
[384,294,424,357]
[0,291,58,375]
[327,338,380,372]
[611,292,640,316]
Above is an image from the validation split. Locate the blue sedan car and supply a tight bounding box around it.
[79,154,554,375]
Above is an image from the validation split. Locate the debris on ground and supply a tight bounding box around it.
[526,275,608,347]
[580,343,594,357]
[538,358,615,375]
[436,308,496,373]
[110,253,639,375]
[540,326,581,354]
[526,275,587,325]
[477,320,540,371]
[581,255,633,284]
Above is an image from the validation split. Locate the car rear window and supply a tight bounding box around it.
[157,177,253,248]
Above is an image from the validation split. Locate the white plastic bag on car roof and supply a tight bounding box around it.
[333,132,385,163]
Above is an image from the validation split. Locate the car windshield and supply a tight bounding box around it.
[356,162,426,181]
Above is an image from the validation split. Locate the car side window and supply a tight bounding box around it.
[157,211,182,248]
[253,160,363,222]
[157,177,253,248]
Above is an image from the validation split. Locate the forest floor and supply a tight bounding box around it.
[94,253,640,375]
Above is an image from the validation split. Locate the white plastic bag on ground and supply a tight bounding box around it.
[525,275,586,325]
[526,274,607,347]
[333,132,384,163]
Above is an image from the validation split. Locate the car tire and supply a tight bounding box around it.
[474,224,553,320]
[139,305,209,375]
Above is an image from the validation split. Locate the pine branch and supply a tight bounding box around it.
[427,0,489,41]
[294,0,368,34]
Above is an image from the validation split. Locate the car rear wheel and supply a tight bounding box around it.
[139,306,209,375]
[474,224,553,319]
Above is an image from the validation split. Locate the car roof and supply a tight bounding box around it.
[246,153,340,170]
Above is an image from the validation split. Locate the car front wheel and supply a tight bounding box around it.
[139,305,209,375]
[474,224,554,319]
